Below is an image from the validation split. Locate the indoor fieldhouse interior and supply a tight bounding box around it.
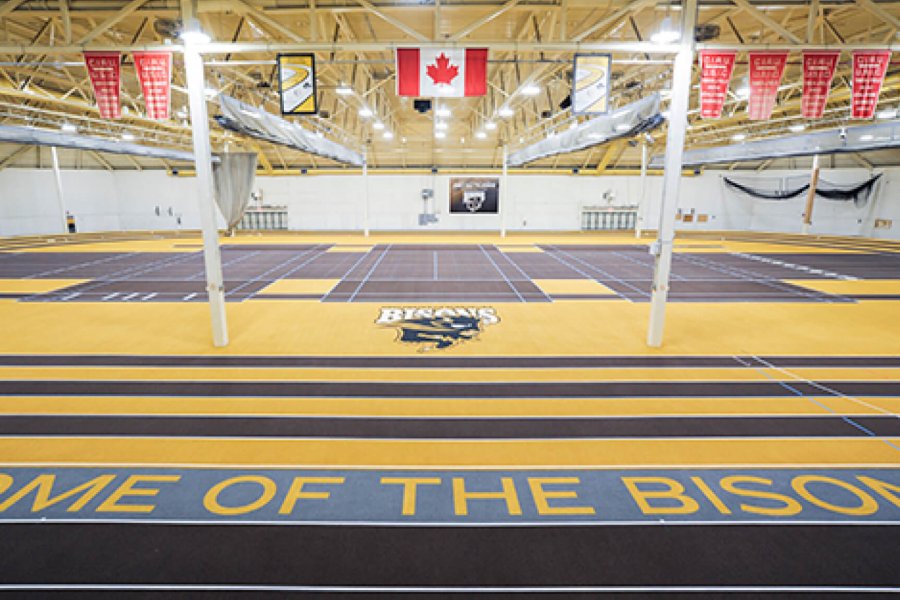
[1,0,899,596]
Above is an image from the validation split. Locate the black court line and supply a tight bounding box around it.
[1,355,899,369]
[1,380,896,398]
[0,524,896,588]
[2,415,897,439]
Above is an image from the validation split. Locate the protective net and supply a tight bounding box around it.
[722,173,882,207]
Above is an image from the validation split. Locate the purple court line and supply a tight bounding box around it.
[22,251,140,280]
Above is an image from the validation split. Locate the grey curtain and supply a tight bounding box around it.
[213,152,258,230]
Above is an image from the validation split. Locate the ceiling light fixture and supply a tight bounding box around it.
[731,133,746,141]
[435,121,448,131]
[336,85,353,95]
[788,124,806,133]
[383,131,394,140]
[485,121,497,130]
[373,122,385,130]
[435,107,451,118]
[521,85,540,96]
[650,16,680,44]
[60,123,77,133]
[498,107,514,118]
[475,131,487,139]
[358,107,373,118]
[121,132,135,141]
[435,131,446,139]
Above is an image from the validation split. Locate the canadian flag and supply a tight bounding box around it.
[396,48,488,97]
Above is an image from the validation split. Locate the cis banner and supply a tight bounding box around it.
[450,178,499,214]
[573,54,611,114]
[277,53,317,115]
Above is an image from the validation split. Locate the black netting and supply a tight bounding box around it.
[723,173,882,207]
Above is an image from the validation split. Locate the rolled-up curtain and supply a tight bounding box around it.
[212,152,258,230]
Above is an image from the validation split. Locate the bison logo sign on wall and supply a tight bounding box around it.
[449,178,499,214]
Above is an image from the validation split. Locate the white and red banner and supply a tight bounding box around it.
[84,51,121,119]
[747,51,788,120]
[801,50,840,119]
[133,51,173,120]
[698,50,737,119]
[396,48,487,97]
[851,50,892,119]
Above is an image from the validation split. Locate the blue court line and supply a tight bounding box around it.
[733,355,900,450]
[479,244,525,303]
[348,244,392,303]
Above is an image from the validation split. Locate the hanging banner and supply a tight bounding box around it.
[277,53,318,115]
[83,51,121,119]
[747,51,788,120]
[133,51,173,120]
[449,178,499,214]
[573,54,611,115]
[851,50,892,119]
[801,51,840,119]
[396,48,488,97]
[698,50,737,119]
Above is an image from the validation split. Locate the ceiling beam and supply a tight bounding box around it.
[572,0,657,42]
[76,0,148,45]
[0,145,32,170]
[449,0,521,41]
[230,0,305,43]
[0,0,28,18]
[730,0,803,44]
[855,0,900,31]
[354,0,430,42]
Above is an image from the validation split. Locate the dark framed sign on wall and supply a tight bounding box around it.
[449,178,499,214]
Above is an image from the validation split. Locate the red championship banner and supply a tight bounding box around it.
[133,51,173,120]
[747,51,788,120]
[698,50,736,119]
[83,51,121,119]
[851,50,892,119]
[801,51,840,119]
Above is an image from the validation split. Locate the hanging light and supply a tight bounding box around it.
[498,107,514,118]
[650,15,679,44]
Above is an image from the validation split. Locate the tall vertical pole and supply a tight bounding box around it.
[49,146,68,234]
[647,0,697,348]
[636,141,648,238]
[184,32,228,347]
[363,147,370,237]
[802,154,819,235]
[501,145,508,238]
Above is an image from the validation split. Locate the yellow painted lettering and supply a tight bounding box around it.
[527,477,596,516]
[453,477,522,516]
[690,476,732,515]
[857,476,900,508]
[791,475,877,516]
[622,477,699,515]
[719,476,801,517]
[278,477,344,515]
[95,475,180,514]
[203,476,276,516]
[0,474,115,513]
[380,477,441,516]
[0,474,11,496]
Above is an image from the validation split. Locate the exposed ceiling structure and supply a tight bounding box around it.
[0,0,899,173]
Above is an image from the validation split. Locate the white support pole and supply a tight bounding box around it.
[184,34,228,347]
[49,146,68,234]
[802,154,819,235]
[363,147,370,237]
[636,141,648,238]
[501,145,508,238]
[647,0,697,348]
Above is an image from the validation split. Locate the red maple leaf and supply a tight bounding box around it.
[426,53,459,86]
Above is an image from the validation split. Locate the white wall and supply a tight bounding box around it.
[1,166,898,239]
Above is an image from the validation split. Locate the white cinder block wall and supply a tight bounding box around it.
[1,167,898,239]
